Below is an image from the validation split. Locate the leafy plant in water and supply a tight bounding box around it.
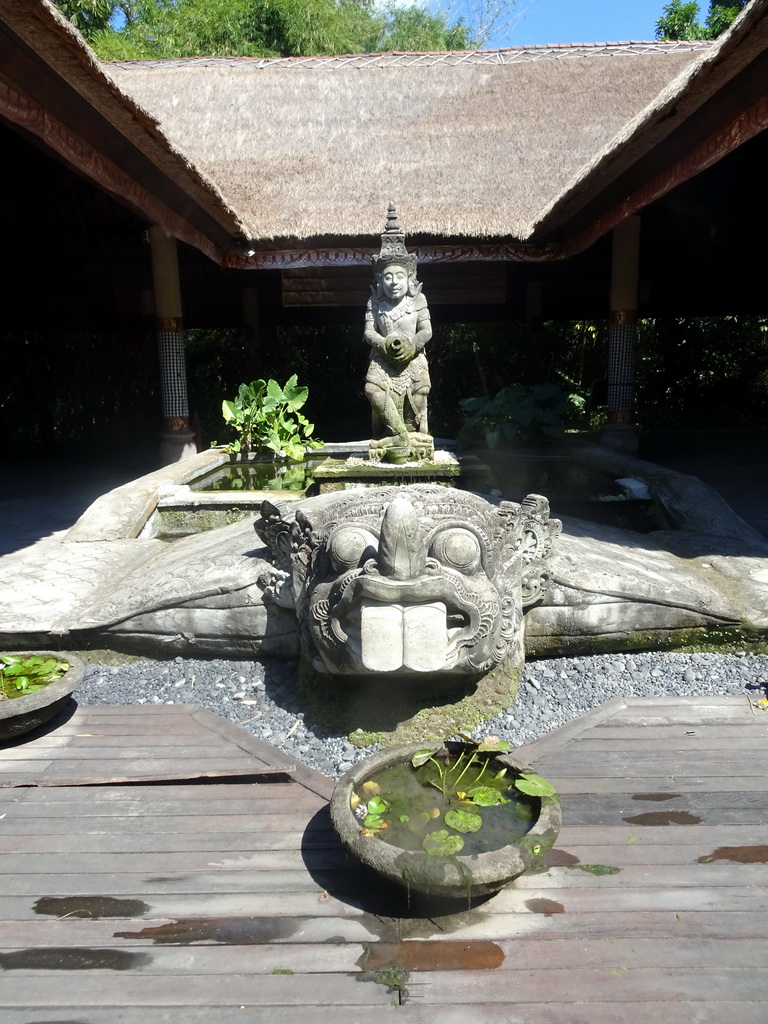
[353,735,557,854]
[458,382,579,448]
[220,375,323,459]
[0,655,70,701]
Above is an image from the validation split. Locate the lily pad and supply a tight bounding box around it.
[515,773,557,798]
[476,738,511,752]
[366,796,388,816]
[411,747,440,768]
[468,786,509,807]
[422,830,465,856]
[444,809,483,833]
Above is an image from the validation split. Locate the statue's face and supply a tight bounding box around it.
[381,265,409,302]
[285,487,539,679]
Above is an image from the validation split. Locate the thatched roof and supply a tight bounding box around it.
[105,42,710,245]
[3,0,767,264]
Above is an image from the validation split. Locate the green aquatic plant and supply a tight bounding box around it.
[220,375,323,459]
[0,655,70,701]
[352,737,557,855]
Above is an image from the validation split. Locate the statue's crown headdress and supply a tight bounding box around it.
[372,202,417,277]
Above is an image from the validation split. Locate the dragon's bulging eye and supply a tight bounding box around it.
[430,528,482,574]
[327,526,378,572]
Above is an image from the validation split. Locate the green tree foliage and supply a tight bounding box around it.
[655,1,748,41]
[54,0,474,59]
[55,0,115,39]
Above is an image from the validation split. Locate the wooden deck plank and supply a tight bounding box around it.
[2,936,765,971]
[0,704,326,791]
[0,698,765,1020]
[0,812,327,834]
[406,967,768,1004]
[0,1004,763,1024]
[0,972,395,1007]
[0,830,335,853]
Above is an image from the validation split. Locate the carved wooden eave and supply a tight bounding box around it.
[0,0,249,265]
[223,240,564,271]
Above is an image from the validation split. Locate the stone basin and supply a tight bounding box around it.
[329,741,562,899]
[0,652,83,742]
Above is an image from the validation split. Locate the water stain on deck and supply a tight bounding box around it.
[632,793,682,801]
[622,811,702,826]
[525,898,565,916]
[115,916,299,944]
[698,844,768,864]
[33,897,151,919]
[358,939,504,972]
[0,948,151,971]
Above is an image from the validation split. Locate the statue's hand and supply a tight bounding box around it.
[385,334,415,363]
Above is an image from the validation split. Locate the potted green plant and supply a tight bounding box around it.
[330,737,561,899]
[0,652,84,742]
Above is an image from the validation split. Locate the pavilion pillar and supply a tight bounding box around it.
[600,216,641,455]
[149,226,196,464]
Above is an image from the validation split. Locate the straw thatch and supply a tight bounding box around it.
[4,0,766,258]
[105,43,709,244]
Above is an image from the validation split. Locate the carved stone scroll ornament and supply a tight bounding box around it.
[255,485,560,679]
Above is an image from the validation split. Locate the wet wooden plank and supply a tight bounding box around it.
[553,790,767,825]
[0,892,373,921]
[0,942,366,972]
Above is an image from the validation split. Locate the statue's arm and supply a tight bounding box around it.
[413,295,432,352]
[364,298,386,351]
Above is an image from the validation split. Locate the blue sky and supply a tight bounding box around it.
[478,0,670,48]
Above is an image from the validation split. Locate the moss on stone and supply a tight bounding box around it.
[296,652,522,749]
[526,624,768,659]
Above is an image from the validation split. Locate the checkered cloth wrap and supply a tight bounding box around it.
[157,330,190,418]
[606,321,637,413]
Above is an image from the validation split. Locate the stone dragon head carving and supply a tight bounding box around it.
[256,485,560,680]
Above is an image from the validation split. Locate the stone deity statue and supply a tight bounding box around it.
[364,204,434,462]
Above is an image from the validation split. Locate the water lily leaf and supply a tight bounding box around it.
[411,747,440,768]
[468,785,509,807]
[444,809,483,833]
[515,773,557,798]
[399,815,410,823]
[363,813,386,829]
[422,830,465,856]
[476,738,511,752]
[366,796,387,816]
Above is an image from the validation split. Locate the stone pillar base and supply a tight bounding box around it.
[599,422,640,456]
[159,429,197,465]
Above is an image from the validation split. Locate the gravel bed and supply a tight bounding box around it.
[74,651,768,779]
